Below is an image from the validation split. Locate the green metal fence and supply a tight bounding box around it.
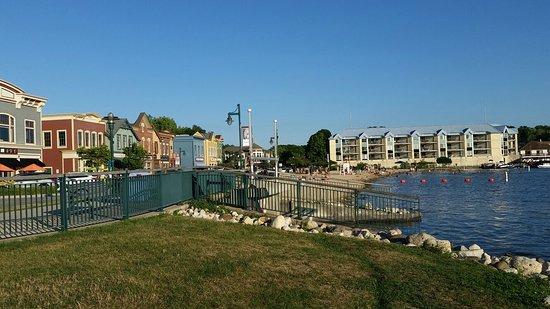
[0,169,419,240]
[193,171,420,224]
[0,170,194,239]
[279,174,392,192]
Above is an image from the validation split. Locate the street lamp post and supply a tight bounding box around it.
[226,104,243,169]
[270,120,279,178]
[248,108,254,174]
[107,112,115,171]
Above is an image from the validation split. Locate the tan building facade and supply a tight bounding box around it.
[329,124,519,168]
[202,132,223,167]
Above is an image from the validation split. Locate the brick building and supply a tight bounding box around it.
[42,113,106,173]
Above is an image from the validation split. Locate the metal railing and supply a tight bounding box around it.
[0,169,420,240]
[278,174,392,193]
[0,169,194,239]
[194,171,420,224]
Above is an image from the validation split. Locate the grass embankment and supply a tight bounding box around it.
[0,215,548,308]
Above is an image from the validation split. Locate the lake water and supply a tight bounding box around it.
[376,169,550,260]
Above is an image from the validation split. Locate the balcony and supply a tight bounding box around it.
[369,153,385,160]
[368,139,383,145]
[394,137,409,145]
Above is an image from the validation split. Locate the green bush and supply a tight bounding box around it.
[436,157,453,165]
[189,198,228,214]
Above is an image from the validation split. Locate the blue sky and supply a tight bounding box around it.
[1,1,549,146]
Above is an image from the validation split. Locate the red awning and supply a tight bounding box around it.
[0,163,14,172]
[18,163,45,172]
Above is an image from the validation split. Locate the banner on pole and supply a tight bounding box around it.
[241,126,250,147]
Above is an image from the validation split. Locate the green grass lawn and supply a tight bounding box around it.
[0,215,549,308]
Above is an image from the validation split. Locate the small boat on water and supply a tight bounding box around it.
[538,163,550,169]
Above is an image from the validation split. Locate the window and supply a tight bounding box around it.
[0,114,15,143]
[98,133,103,145]
[43,131,52,148]
[116,134,121,150]
[25,120,35,144]
[77,130,83,148]
[123,135,127,148]
[84,131,90,148]
[92,132,97,147]
[58,130,67,147]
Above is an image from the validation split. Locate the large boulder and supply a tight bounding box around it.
[511,256,543,276]
[242,216,255,225]
[480,253,492,265]
[457,248,484,259]
[542,262,550,276]
[544,296,550,307]
[271,215,287,229]
[388,228,402,237]
[406,233,436,246]
[503,268,518,274]
[423,238,452,253]
[493,260,509,270]
[256,217,268,226]
[333,226,353,237]
[302,218,319,231]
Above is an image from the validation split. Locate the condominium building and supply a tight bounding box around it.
[329,124,519,167]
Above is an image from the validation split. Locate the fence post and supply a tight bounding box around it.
[181,168,186,202]
[242,174,249,209]
[157,170,163,210]
[122,171,130,219]
[296,180,302,219]
[59,174,69,231]
[220,172,226,203]
[354,190,358,227]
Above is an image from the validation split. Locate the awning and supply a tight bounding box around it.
[18,163,45,172]
[0,158,46,172]
[0,163,14,172]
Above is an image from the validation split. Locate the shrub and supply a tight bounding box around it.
[189,199,228,214]
[436,157,453,165]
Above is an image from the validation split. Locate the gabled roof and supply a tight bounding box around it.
[102,117,139,140]
[521,141,550,151]
[133,112,153,128]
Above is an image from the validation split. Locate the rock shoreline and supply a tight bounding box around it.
[165,203,550,306]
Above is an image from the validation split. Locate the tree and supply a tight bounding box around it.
[355,162,367,171]
[278,144,308,168]
[77,145,110,171]
[122,143,148,170]
[305,129,332,167]
[150,116,178,134]
[150,115,207,136]
[436,157,452,165]
[518,125,550,147]
[221,144,241,169]
[177,125,206,135]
